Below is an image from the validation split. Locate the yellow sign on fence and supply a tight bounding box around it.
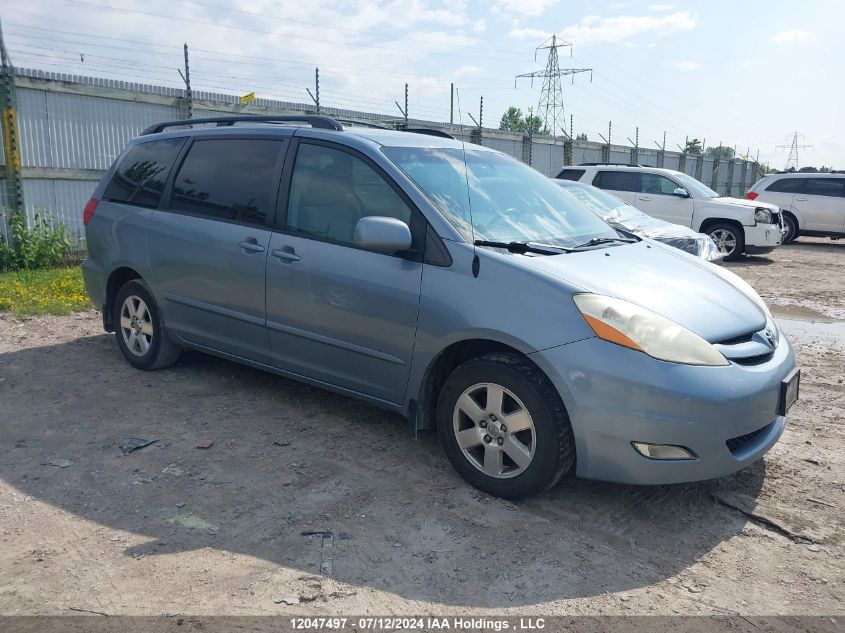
[3,108,21,170]
[240,92,256,106]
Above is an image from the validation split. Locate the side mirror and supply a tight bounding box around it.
[673,187,690,198]
[353,216,412,254]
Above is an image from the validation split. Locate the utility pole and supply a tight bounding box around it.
[395,83,408,127]
[515,35,592,138]
[0,15,23,214]
[479,96,483,129]
[627,127,639,165]
[176,43,192,120]
[307,67,320,114]
[598,121,611,164]
[676,135,688,173]
[776,132,813,171]
[653,131,666,167]
[450,83,454,124]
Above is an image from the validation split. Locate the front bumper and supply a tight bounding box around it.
[530,333,796,485]
[744,222,782,250]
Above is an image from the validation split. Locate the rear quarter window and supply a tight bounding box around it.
[103,138,186,208]
[805,178,845,198]
[592,170,638,192]
[556,168,586,180]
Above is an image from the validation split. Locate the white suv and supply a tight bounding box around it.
[746,172,845,244]
[558,165,783,260]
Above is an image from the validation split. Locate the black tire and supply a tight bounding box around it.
[113,279,182,370]
[782,214,799,244]
[436,352,576,499]
[707,222,745,261]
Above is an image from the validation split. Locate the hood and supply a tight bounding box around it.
[713,196,779,212]
[517,241,766,342]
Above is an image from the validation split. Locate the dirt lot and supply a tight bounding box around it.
[0,239,843,617]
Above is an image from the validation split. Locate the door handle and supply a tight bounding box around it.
[794,197,808,201]
[238,239,266,253]
[271,246,301,262]
[638,196,651,201]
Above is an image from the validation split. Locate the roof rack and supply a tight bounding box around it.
[577,162,642,167]
[401,128,456,140]
[140,115,344,135]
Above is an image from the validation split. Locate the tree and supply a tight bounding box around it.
[498,106,549,134]
[576,132,588,141]
[499,107,525,132]
[524,114,548,135]
[704,145,735,160]
[684,138,703,155]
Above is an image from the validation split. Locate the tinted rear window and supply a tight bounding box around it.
[170,139,284,226]
[765,178,806,193]
[592,170,638,192]
[806,178,845,198]
[556,168,586,180]
[103,138,185,208]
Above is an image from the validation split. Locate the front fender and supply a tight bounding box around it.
[692,202,756,230]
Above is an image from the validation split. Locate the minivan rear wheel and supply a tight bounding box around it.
[437,352,575,499]
[707,223,745,261]
[113,279,182,370]
[782,214,798,244]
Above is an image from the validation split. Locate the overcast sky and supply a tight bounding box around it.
[6,0,843,168]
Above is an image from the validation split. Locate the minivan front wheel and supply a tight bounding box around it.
[437,353,575,499]
[707,223,745,261]
[114,279,182,370]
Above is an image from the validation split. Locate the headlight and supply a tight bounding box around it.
[754,208,772,224]
[573,294,728,366]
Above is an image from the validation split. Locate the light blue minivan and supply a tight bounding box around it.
[82,116,800,499]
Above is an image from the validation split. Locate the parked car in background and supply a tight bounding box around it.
[557,164,783,261]
[554,179,723,263]
[746,172,845,244]
[82,116,799,499]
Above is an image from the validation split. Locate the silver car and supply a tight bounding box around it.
[554,179,724,263]
[82,116,800,499]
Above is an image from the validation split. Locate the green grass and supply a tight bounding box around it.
[0,267,92,316]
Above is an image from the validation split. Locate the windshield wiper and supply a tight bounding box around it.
[473,240,574,255]
[570,236,638,250]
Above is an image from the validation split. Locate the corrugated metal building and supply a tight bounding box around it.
[1,67,765,247]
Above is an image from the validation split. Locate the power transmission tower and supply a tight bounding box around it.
[515,35,591,138]
[776,132,813,171]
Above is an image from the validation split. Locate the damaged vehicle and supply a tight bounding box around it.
[554,179,723,263]
[557,164,784,261]
[82,116,800,499]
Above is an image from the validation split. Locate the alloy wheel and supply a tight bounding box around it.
[120,295,154,356]
[452,382,536,479]
[710,228,737,257]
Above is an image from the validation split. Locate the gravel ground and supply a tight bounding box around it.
[0,238,842,617]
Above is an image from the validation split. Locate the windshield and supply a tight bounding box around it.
[382,147,619,246]
[556,182,627,218]
[673,172,720,198]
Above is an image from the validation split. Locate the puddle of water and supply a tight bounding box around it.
[770,304,838,323]
[776,318,845,344]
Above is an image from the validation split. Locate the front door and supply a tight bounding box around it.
[634,172,693,226]
[265,141,423,404]
[147,136,288,363]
